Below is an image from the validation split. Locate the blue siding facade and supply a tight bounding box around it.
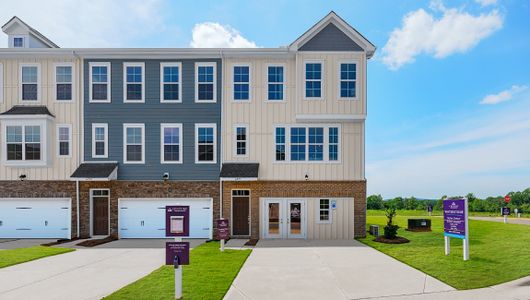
[299,23,363,52]
[83,59,222,180]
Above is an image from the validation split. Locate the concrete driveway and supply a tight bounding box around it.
[225,239,454,300]
[0,239,56,249]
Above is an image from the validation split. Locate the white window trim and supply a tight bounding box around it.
[337,60,359,101]
[234,124,249,157]
[123,123,145,164]
[195,123,217,164]
[1,119,48,167]
[160,123,183,164]
[232,63,251,102]
[53,62,75,103]
[89,62,111,103]
[195,62,217,103]
[56,124,72,158]
[265,63,286,102]
[123,62,145,103]
[273,124,341,164]
[160,62,182,103]
[0,63,3,103]
[303,60,324,101]
[317,199,333,224]
[13,35,26,48]
[19,63,41,102]
[92,123,108,158]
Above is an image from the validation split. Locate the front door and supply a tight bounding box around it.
[263,199,306,239]
[232,196,250,236]
[92,192,109,236]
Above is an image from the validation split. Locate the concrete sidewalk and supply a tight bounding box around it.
[224,239,454,300]
[470,216,530,225]
[0,248,164,300]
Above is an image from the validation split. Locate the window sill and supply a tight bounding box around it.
[3,160,48,167]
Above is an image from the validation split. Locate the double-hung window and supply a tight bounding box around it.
[233,65,250,101]
[123,124,145,164]
[275,127,286,161]
[339,62,357,99]
[160,62,181,102]
[290,127,306,161]
[195,62,216,102]
[20,64,39,101]
[92,123,108,158]
[318,199,331,223]
[305,62,322,99]
[57,125,72,157]
[6,125,40,161]
[195,124,216,163]
[267,66,284,101]
[55,64,73,101]
[89,62,110,102]
[235,125,248,156]
[161,123,182,163]
[123,63,144,102]
[308,128,323,161]
[329,127,339,161]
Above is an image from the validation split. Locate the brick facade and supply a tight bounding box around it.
[222,180,366,239]
[0,180,78,238]
[78,180,220,238]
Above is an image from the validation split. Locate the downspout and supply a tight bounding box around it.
[219,49,224,219]
[73,50,82,238]
[76,180,80,238]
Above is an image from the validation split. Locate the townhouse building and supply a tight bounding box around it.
[0,12,374,241]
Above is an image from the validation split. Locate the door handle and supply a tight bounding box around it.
[45,220,48,226]
[141,221,145,226]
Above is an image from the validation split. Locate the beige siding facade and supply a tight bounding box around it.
[305,197,354,239]
[0,56,82,180]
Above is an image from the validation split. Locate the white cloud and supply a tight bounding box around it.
[475,0,498,7]
[0,0,171,48]
[382,3,503,70]
[190,22,257,48]
[479,85,528,105]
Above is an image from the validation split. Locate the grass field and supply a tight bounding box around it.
[0,246,74,268]
[105,242,251,300]
[367,209,526,218]
[358,215,530,289]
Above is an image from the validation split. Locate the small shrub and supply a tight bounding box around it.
[384,207,399,239]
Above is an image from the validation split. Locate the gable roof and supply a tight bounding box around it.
[289,11,376,58]
[2,16,59,48]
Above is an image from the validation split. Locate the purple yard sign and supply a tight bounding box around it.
[165,206,190,237]
[165,242,190,265]
[443,199,467,239]
[217,219,229,240]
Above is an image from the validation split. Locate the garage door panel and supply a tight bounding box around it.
[119,198,212,239]
[0,199,71,239]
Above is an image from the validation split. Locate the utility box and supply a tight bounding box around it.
[369,225,379,237]
[407,219,431,232]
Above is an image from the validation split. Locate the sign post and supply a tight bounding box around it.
[503,195,511,224]
[166,206,190,300]
[443,198,469,261]
[217,219,229,252]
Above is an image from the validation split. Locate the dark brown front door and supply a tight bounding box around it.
[93,197,109,235]
[232,196,250,236]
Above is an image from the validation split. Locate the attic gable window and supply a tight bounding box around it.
[13,37,24,48]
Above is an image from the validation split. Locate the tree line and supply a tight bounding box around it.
[367,188,530,213]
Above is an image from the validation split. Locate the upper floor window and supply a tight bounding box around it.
[195,123,216,163]
[290,127,306,161]
[20,64,39,101]
[195,62,216,103]
[89,62,111,103]
[308,127,323,161]
[161,123,182,164]
[13,37,24,48]
[123,63,144,103]
[92,123,108,158]
[329,127,339,161]
[57,125,72,157]
[339,62,357,99]
[305,62,322,99]
[233,65,250,101]
[267,66,284,101]
[235,125,248,156]
[123,123,145,164]
[274,125,340,163]
[6,125,40,161]
[275,127,286,161]
[160,62,182,103]
[55,64,73,101]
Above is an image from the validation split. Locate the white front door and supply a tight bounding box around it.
[262,199,306,239]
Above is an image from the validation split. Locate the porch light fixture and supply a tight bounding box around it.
[19,174,27,181]
[305,174,309,181]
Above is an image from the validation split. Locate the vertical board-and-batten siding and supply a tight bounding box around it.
[0,57,81,180]
[83,59,222,181]
[306,197,354,239]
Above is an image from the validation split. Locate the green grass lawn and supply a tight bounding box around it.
[359,215,530,290]
[367,209,527,218]
[105,242,251,300]
[0,246,74,268]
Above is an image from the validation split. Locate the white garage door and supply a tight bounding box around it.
[118,198,212,238]
[0,198,71,239]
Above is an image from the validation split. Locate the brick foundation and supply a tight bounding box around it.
[222,180,366,239]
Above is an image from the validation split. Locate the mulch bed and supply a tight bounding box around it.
[76,236,118,247]
[41,237,80,247]
[373,236,410,244]
[244,239,259,246]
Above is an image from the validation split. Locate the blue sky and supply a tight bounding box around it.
[2,0,529,198]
